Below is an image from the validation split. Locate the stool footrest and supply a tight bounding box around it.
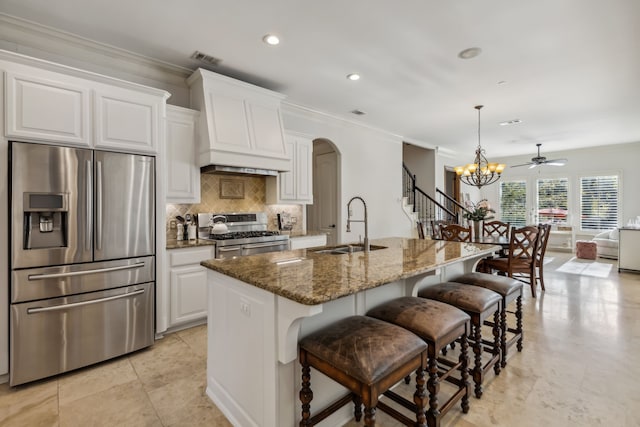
[376,400,415,426]
[305,393,353,426]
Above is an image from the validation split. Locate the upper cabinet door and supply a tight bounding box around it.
[5,71,91,146]
[166,106,200,203]
[93,85,162,154]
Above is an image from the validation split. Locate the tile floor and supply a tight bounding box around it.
[1,251,640,426]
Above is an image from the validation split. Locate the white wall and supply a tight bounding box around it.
[282,104,412,242]
[403,144,435,196]
[480,141,640,237]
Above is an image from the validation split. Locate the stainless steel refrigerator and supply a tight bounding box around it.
[9,141,155,386]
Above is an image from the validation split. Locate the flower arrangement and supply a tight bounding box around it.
[463,199,496,221]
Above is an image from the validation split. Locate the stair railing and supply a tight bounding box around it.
[436,187,471,220]
[403,164,458,236]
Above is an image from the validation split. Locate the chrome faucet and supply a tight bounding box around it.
[346,196,370,252]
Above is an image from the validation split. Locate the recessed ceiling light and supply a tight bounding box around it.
[497,80,507,85]
[499,119,522,126]
[262,34,280,45]
[346,73,361,81]
[458,47,482,59]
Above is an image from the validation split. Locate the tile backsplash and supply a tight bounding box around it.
[166,173,303,233]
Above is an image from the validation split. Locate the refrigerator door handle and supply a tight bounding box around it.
[85,160,92,251]
[27,262,146,281]
[26,289,145,314]
[96,160,103,251]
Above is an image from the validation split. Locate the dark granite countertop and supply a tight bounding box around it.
[201,237,499,305]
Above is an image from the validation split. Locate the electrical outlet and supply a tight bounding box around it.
[169,220,177,229]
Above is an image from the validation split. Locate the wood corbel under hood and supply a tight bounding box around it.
[187,68,291,172]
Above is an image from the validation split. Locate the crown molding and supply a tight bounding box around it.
[0,13,193,86]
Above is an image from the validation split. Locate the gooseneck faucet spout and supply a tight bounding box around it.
[346,196,369,252]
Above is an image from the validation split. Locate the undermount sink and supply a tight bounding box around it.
[310,244,387,255]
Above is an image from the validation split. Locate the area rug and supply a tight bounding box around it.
[555,257,613,278]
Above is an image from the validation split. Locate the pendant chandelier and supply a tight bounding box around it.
[454,105,506,188]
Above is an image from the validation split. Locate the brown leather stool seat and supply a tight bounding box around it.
[451,272,524,368]
[299,315,428,426]
[367,297,471,427]
[417,283,502,399]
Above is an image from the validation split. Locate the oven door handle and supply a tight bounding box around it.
[26,289,145,314]
[243,242,286,250]
[27,262,146,280]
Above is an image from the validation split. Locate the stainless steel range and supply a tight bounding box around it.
[197,212,289,259]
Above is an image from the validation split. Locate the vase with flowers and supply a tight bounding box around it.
[463,199,496,238]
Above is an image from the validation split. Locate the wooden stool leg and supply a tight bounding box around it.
[413,366,427,427]
[352,393,362,422]
[500,303,508,368]
[472,322,483,398]
[492,308,501,376]
[363,406,376,427]
[426,354,440,427]
[460,334,470,414]
[299,353,313,427]
[516,295,524,352]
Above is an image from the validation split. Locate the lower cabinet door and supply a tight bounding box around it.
[170,265,209,326]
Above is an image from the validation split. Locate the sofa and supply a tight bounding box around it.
[592,228,619,259]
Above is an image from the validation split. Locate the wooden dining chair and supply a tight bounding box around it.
[483,220,510,238]
[417,221,426,239]
[479,225,540,297]
[430,220,452,240]
[534,224,552,294]
[440,224,472,242]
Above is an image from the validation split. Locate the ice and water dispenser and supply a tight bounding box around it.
[23,192,68,249]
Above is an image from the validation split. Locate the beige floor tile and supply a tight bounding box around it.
[176,324,208,358]
[128,332,206,391]
[58,357,138,406]
[0,379,58,427]
[146,370,229,426]
[58,380,161,427]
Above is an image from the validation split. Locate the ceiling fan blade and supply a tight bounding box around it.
[510,162,534,168]
[528,163,539,169]
[545,158,567,166]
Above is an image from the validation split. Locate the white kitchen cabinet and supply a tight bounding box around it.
[166,106,200,203]
[266,133,313,204]
[5,70,91,147]
[93,84,164,154]
[618,228,640,273]
[187,68,290,171]
[289,234,327,250]
[168,246,215,327]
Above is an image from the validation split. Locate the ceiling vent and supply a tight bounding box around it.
[190,51,222,66]
[350,109,366,116]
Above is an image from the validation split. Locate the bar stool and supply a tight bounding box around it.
[417,283,501,399]
[298,315,428,426]
[451,272,524,367]
[367,297,471,427]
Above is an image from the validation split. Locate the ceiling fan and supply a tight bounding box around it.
[511,143,568,168]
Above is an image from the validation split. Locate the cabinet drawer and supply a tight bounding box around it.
[169,247,214,267]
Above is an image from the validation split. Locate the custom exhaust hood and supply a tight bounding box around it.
[187,68,291,174]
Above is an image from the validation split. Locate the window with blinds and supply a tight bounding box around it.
[580,175,619,230]
[500,180,527,227]
[537,178,569,224]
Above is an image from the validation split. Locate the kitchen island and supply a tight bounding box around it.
[201,237,499,427]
